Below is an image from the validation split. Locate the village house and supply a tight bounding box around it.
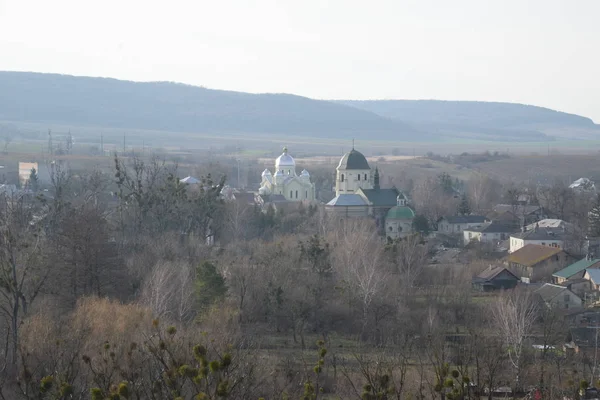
[534,283,582,310]
[437,215,488,234]
[509,225,569,253]
[463,222,518,246]
[562,278,593,300]
[506,244,574,282]
[472,266,520,292]
[583,269,600,292]
[553,258,600,284]
[488,204,548,226]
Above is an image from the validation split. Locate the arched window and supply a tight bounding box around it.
[305,190,308,198]
[295,190,298,199]
[358,174,361,181]
[290,190,293,198]
[388,226,393,232]
[341,174,345,182]
[364,173,368,180]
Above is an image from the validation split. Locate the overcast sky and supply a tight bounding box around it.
[1,0,599,121]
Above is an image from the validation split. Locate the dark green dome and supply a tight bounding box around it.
[337,149,370,170]
[386,206,415,220]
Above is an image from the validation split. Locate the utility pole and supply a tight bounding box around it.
[591,325,600,386]
[48,129,53,157]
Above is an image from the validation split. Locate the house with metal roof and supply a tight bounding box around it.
[509,225,569,253]
[553,258,600,284]
[506,244,574,282]
[463,222,519,246]
[488,204,549,226]
[472,265,519,292]
[534,283,582,310]
[437,215,488,234]
[584,269,600,291]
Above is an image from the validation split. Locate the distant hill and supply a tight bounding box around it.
[338,100,600,141]
[0,72,418,141]
[1,72,597,145]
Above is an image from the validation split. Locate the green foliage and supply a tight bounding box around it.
[29,167,39,192]
[412,215,430,235]
[196,261,227,311]
[299,235,332,278]
[303,340,328,400]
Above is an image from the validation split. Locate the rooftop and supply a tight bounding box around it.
[337,149,370,170]
[386,205,415,220]
[358,187,399,207]
[553,258,600,279]
[586,269,600,284]
[525,219,571,230]
[476,265,518,281]
[442,215,487,224]
[512,227,568,241]
[466,222,519,234]
[506,244,563,267]
[535,283,568,302]
[326,194,368,207]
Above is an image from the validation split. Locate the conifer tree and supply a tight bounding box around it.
[28,167,39,192]
[457,193,471,216]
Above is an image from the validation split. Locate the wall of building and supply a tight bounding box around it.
[386,219,413,240]
[510,238,563,253]
[439,221,483,234]
[335,169,372,196]
[548,291,582,310]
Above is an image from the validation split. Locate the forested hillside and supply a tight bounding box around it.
[339,99,600,141]
[0,71,417,140]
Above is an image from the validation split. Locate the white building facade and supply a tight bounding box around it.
[259,147,315,201]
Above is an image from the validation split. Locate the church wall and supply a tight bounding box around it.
[335,169,372,196]
[284,179,311,201]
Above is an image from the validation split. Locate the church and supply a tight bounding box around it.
[259,147,316,201]
[326,147,414,238]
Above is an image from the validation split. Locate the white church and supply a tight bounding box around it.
[259,147,316,201]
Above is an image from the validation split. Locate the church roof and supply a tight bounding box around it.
[359,188,399,207]
[276,147,295,167]
[386,206,415,220]
[326,194,368,206]
[337,149,370,170]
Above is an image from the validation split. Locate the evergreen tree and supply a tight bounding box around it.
[412,214,430,235]
[196,261,227,311]
[589,194,600,237]
[457,193,471,216]
[438,172,454,195]
[28,167,39,192]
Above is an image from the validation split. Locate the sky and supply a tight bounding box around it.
[1,0,599,121]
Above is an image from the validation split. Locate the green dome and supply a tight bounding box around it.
[386,206,415,220]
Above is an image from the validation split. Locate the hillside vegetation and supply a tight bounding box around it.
[1,72,599,145]
[339,99,600,141]
[0,71,417,141]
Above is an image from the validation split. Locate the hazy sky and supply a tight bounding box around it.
[1,0,599,121]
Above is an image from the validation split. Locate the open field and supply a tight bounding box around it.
[4,119,600,159]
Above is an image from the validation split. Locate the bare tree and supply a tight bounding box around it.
[468,173,498,213]
[491,288,537,392]
[139,261,195,323]
[0,193,48,367]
